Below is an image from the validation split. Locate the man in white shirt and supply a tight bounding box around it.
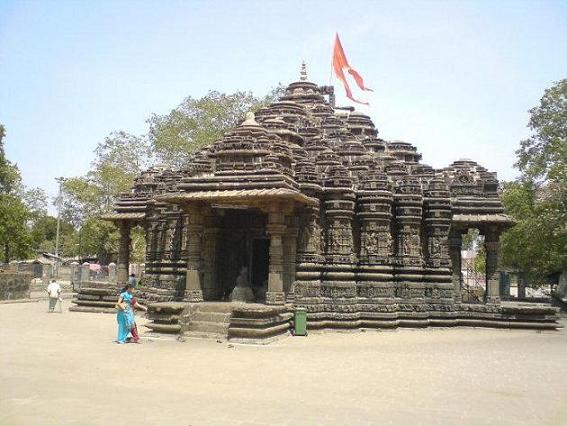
[46,279,61,313]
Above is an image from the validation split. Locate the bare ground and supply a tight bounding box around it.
[1,301,566,426]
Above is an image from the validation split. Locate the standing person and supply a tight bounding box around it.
[115,284,147,344]
[46,279,61,313]
[128,273,138,288]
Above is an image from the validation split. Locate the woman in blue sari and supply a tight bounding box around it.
[116,284,147,344]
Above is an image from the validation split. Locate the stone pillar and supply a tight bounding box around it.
[266,205,286,305]
[282,225,298,295]
[202,225,220,300]
[184,204,204,302]
[517,272,527,299]
[108,262,117,283]
[484,227,500,302]
[449,232,463,302]
[117,221,132,286]
[70,261,80,290]
[80,262,90,286]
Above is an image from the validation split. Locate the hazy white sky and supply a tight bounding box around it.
[1,0,566,207]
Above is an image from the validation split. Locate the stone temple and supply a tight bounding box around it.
[93,67,559,341]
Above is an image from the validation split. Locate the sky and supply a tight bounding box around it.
[1,0,566,211]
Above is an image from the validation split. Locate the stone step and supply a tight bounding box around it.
[186,320,229,335]
[191,311,231,323]
[193,302,235,314]
[144,323,182,334]
[183,331,227,340]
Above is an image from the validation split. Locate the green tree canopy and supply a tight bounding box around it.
[61,131,150,261]
[61,131,150,226]
[500,181,566,281]
[500,79,567,282]
[516,79,567,188]
[0,124,34,262]
[148,87,283,168]
[0,124,21,195]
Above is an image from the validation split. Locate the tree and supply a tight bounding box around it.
[61,131,150,225]
[0,124,21,194]
[61,131,150,261]
[30,216,76,257]
[148,86,283,168]
[500,79,567,282]
[0,195,31,262]
[0,124,33,262]
[516,79,567,188]
[500,181,566,283]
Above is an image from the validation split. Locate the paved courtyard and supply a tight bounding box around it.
[1,302,566,426]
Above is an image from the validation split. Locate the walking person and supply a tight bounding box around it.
[115,284,147,344]
[128,273,138,288]
[46,279,61,313]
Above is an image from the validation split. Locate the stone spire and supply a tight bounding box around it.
[300,61,307,81]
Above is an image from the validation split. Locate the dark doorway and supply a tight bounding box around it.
[251,238,270,301]
[213,209,267,301]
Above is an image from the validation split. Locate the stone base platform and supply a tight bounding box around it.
[144,302,186,335]
[228,303,292,344]
[69,282,119,313]
[301,301,561,331]
[144,301,292,344]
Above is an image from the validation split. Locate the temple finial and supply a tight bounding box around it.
[300,61,307,81]
[241,111,258,126]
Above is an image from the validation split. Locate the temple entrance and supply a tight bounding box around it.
[210,209,268,302]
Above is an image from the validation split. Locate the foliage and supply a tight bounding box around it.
[148,86,283,168]
[22,187,48,225]
[500,181,566,282]
[0,194,32,262]
[500,80,567,282]
[78,218,119,264]
[0,124,34,262]
[474,245,486,274]
[60,131,150,262]
[461,229,479,251]
[516,79,567,187]
[499,80,567,282]
[61,131,151,228]
[30,216,76,257]
[0,124,21,195]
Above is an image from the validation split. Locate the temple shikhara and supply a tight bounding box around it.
[85,66,558,341]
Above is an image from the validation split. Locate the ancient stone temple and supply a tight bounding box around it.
[100,67,559,341]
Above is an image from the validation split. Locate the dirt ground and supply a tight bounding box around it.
[1,302,566,426]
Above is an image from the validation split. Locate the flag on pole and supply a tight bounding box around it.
[332,33,372,105]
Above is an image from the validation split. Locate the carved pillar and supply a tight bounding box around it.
[184,204,204,302]
[358,171,393,264]
[394,178,423,267]
[266,204,286,305]
[202,216,220,300]
[449,232,463,302]
[484,227,500,302]
[283,224,298,295]
[117,221,132,285]
[423,178,451,269]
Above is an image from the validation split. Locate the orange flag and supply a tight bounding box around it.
[332,33,372,105]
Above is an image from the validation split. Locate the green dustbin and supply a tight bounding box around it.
[294,308,307,336]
